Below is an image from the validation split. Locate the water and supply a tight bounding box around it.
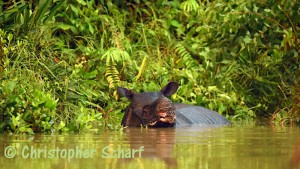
[0,125,299,169]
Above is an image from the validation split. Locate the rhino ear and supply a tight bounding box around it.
[161,82,179,97]
[117,87,134,99]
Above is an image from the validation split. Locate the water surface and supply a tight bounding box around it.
[1,125,299,169]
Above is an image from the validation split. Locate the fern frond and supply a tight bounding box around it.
[180,0,200,12]
[104,64,120,88]
[174,43,192,58]
[174,43,196,68]
[101,48,130,66]
[101,48,130,88]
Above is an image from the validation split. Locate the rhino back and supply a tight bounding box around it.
[174,104,231,126]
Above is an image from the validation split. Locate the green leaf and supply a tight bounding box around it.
[7,81,16,93]
[88,23,94,34]
[218,103,227,114]
[264,8,271,13]
[44,99,58,110]
[44,0,66,22]
[70,4,79,16]
[243,36,252,44]
[32,0,52,26]
[57,121,66,130]
[77,0,87,5]
[253,5,259,12]
[7,33,13,42]
[83,70,98,79]
[26,128,34,134]
[170,20,181,27]
[57,23,77,31]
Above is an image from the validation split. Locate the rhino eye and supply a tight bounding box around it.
[142,105,151,115]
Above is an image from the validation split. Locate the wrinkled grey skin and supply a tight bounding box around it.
[118,82,231,127]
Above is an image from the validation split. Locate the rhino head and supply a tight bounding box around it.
[118,82,179,127]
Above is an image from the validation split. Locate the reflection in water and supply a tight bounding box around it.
[0,126,299,169]
[291,138,300,168]
[121,128,177,168]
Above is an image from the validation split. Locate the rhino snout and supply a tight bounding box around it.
[143,97,176,127]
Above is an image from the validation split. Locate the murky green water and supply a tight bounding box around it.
[1,125,300,169]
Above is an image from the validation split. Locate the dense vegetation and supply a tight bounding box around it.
[0,0,299,133]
